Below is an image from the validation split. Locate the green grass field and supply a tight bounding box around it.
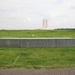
[0,48,75,69]
[0,30,75,69]
[0,29,75,38]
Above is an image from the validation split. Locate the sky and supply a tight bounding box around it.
[0,0,75,30]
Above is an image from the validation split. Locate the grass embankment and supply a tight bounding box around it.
[0,48,75,69]
[0,29,75,38]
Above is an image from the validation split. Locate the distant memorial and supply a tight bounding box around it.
[43,19,48,30]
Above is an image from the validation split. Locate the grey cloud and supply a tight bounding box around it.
[70,6,75,9]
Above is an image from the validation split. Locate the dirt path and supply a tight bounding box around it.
[0,68,75,75]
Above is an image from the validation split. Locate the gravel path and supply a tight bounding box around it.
[0,68,75,75]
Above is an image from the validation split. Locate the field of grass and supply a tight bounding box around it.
[0,48,75,69]
[0,29,75,38]
[0,29,75,69]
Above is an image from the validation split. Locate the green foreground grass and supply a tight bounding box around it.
[0,30,75,69]
[0,48,75,69]
[0,29,75,38]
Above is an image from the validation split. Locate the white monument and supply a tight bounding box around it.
[43,19,48,30]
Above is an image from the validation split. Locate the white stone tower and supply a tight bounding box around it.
[43,19,48,29]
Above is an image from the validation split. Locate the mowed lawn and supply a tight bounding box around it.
[0,48,75,69]
[0,29,75,38]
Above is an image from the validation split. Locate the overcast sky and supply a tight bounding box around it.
[0,0,75,30]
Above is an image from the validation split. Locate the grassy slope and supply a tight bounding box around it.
[0,29,75,38]
[0,48,75,69]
